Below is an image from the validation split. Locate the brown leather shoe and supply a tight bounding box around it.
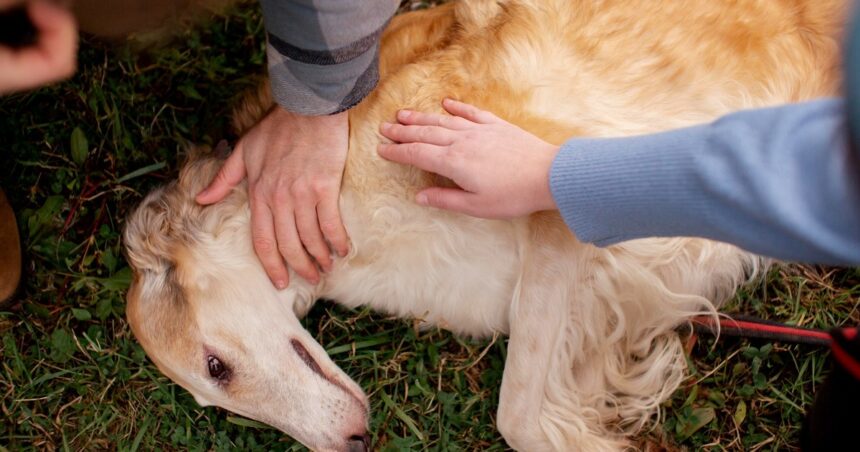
[0,187,21,305]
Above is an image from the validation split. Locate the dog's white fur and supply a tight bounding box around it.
[123,0,845,450]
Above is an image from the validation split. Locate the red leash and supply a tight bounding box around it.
[690,314,840,346]
[690,315,860,380]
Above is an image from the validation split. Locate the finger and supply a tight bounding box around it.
[272,200,320,284]
[249,194,290,289]
[196,142,247,204]
[378,142,453,176]
[442,98,502,125]
[415,187,482,216]
[380,122,454,146]
[317,192,349,258]
[294,199,332,273]
[395,109,472,129]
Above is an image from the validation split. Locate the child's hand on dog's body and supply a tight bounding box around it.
[378,98,561,219]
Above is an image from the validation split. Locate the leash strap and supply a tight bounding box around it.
[690,314,860,382]
[690,314,834,346]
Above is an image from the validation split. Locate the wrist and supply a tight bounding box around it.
[273,104,348,126]
[535,144,560,212]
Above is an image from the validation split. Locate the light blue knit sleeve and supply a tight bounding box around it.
[549,99,860,265]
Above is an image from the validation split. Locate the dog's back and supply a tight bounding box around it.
[125,1,847,450]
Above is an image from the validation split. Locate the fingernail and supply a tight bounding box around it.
[397,110,411,121]
[337,243,349,257]
[275,280,287,290]
[381,122,392,132]
[416,193,428,205]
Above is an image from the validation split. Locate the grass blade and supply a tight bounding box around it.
[380,391,424,442]
[116,161,167,184]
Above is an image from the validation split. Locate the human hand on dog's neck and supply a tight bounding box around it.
[196,105,351,289]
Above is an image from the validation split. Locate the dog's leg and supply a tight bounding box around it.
[499,214,632,452]
[497,214,583,451]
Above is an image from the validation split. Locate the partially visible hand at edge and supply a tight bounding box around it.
[0,0,78,95]
[196,106,350,289]
[377,98,559,219]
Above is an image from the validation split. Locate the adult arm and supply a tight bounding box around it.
[551,99,860,265]
[259,0,398,115]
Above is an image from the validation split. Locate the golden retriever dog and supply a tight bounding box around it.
[123,0,845,450]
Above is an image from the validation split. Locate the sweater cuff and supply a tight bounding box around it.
[266,42,380,116]
[549,125,710,246]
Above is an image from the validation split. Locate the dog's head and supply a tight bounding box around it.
[123,153,370,452]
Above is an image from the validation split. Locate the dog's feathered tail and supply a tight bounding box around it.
[517,233,760,450]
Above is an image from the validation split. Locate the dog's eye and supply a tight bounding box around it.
[207,355,229,381]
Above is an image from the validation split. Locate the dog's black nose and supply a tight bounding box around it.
[347,433,370,452]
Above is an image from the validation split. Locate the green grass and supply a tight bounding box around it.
[1,1,858,450]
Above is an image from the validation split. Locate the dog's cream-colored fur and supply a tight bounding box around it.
[123,0,846,450]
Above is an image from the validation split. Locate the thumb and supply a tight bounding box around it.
[415,187,478,216]
[196,143,247,205]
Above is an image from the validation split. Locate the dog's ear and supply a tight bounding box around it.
[177,148,225,198]
[126,261,197,372]
[124,185,178,274]
[124,185,198,361]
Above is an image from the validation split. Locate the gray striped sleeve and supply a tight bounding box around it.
[259,0,399,115]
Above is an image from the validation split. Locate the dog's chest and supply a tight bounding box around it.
[323,195,522,337]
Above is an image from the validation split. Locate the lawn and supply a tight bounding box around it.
[1,1,858,450]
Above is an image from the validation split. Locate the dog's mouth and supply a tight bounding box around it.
[290,338,369,411]
[291,338,325,377]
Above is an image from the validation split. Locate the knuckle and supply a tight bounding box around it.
[319,218,342,235]
[216,168,231,185]
[277,241,295,258]
[311,180,334,197]
[271,188,291,205]
[446,145,464,161]
[252,235,277,254]
[277,234,303,256]
[418,127,432,141]
[387,123,403,138]
[463,130,480,143]
[289,180,311,198]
